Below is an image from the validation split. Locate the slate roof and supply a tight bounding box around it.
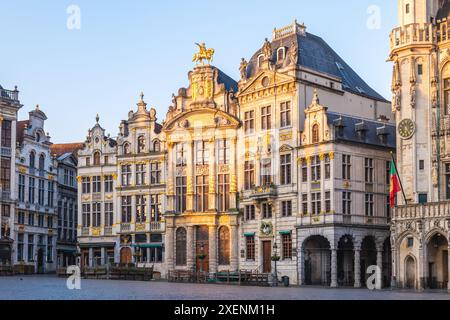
[246,32,388,102]
[326,112,396,148]
[217,69,238,93]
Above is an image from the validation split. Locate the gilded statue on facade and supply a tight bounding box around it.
[192,42,215,65]
[239,58,248,80]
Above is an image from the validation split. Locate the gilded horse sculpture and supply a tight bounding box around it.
[193,42,215,65]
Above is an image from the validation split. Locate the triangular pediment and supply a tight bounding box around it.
[163,108,240,132]
[238,70,296,96]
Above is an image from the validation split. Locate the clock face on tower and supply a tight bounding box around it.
[398,118,415,140]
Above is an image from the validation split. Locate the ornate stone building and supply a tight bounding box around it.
[14,106,58,273]
[390,0,450,290]
[0,85,21,266]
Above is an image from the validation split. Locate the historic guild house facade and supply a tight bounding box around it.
[77,20,397,286]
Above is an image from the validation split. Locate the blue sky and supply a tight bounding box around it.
[0,0,397,143]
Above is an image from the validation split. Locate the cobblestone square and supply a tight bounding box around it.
[1,276,450,300]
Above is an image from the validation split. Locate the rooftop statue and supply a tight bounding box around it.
[192,42,215,65]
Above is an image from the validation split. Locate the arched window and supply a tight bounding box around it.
[153,140,161,152]
[277,47,285,62]
[218,226,230,265]
[39,154,45,171]
[258,54,265,68]
[93,151,101,165]
[312,124,320,144]
[137,136,145,153]
[123,143,131,155]
[176,228,187,266]
[29,151,36,168]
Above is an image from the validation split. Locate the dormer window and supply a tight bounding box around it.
[39,154,45,171]
[153,139,161,152]
[36,133,41,143]
[137,136,146,153]
[257,54,265,68]
[29,151,36,168]
[277,47,286,62]
[312,124,320,144]
[93,151,101,165]
[123,143,131,155]
[355,121,368,140]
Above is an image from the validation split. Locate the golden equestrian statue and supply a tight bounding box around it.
[192,42,215,65]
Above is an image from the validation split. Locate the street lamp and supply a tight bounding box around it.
[272,242,280,287]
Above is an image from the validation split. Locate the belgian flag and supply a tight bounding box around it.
[390,159,401,208]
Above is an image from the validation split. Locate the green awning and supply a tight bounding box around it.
[279,230,292,235]
[244,232,255,237]
[131,244,162,248]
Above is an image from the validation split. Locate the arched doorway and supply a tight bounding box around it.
[337,235,354,286]
[196,226,209,273]
[360,236,377,284]
[382,238,392,288]
[303,235,331,286]
[0,243,12,265]
[120,247,132,264]
[426,233,449,289]
[405,255,416,289]
[37,249,44,274]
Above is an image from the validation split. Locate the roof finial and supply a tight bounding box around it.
[35,104,40,111]
[312,89,320,105]
[140,91,144,102]
[96,114,99,123]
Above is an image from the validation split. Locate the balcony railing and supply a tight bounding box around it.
[121,223,131,232]
[390,23,435,51]
[297,213,389,227]
[393,201,450,220]
[81,227,89,236]
[150,221,165,232]
[104,227,112,235]
[249,185,277,200]
[0,87,19,102]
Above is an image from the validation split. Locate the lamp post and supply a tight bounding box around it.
[272,242,279,287]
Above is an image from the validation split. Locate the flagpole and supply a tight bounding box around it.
[390,151,407,205]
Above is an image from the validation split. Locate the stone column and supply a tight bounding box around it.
[88,248,93,268]
[101,247,105,266]
[376,246,383,289]
[208,139,216,211]
[330,248,338,288]
[229,137,237,209]
[298,244,305,286]
[230,224,239,271]
[354,245,361,288]
[391,236,397,288]
[187,226,195,271]
[186,141,194,212]
[209,225,218,275]
[166,226,175,271]
[166,144,175,212]
[418,245,425,291]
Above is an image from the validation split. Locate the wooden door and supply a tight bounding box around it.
[120,247,132,264]
[262,241,272,273]
[196,226,209,273]
[81,251,89,270]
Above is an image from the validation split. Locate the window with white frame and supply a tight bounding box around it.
[196,141,209,165]
[312,192,321,215]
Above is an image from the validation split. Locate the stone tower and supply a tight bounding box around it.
[389,0,444,204]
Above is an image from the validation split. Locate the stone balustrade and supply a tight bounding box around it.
[390,23,435,51]
[297,213,389,227]
[393,201,450,221]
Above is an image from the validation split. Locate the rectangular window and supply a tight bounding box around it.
[47,181,54,207]
[302,194,308,215]
[176,176,187,213]
[82,177,90,194]
[406,4,410,14]
[150,195,161,221]
[245,205,255,221]
[27,234,34,262]
[244,160,255,190]
[261,202,272,219]
[47,215,53,229]
[261,106,272,130]
[176,143,187,167]
[105,203,114,227]
[136,195,147,223]
[195,175,209,212]
[325,191,331,213]
[121,165,132,186]
[104,175,113,193]
[195,141,209,165]
[38,214,44,227]
[1,120,12,147]
[280,101,291,127]
[17,233,24,261]
[150,163,161,185]
[260,159,272,186]
[121,196,132,223]
[386,161,391,184]
[92,176,101,193]
[282,233,292,260]
[301,158,308,182]
[246,236,255,261]
[281,200,292,217]
[311,156,321,181]
[342,154,351,180]
[17,211,25,225]
[365,193,374,217]
[418,64,423,75]
[0,157,11,191]
[47,236,53,262]
[92,202,101,227]
[218,174,230,213]
[69,170,75,187]
[312,192,321,215]
[244,110,255,134]
[135,164,146,186]
[218,139,230,165]
[419,160,424,171]
[38,180,45,206]
[365,158,374,183]
[18,174,25,202]
[343,192,351,215]
[28,212,35,226]
[82,204,91,227]
[28,177,35,203]
[280,154,292,185]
